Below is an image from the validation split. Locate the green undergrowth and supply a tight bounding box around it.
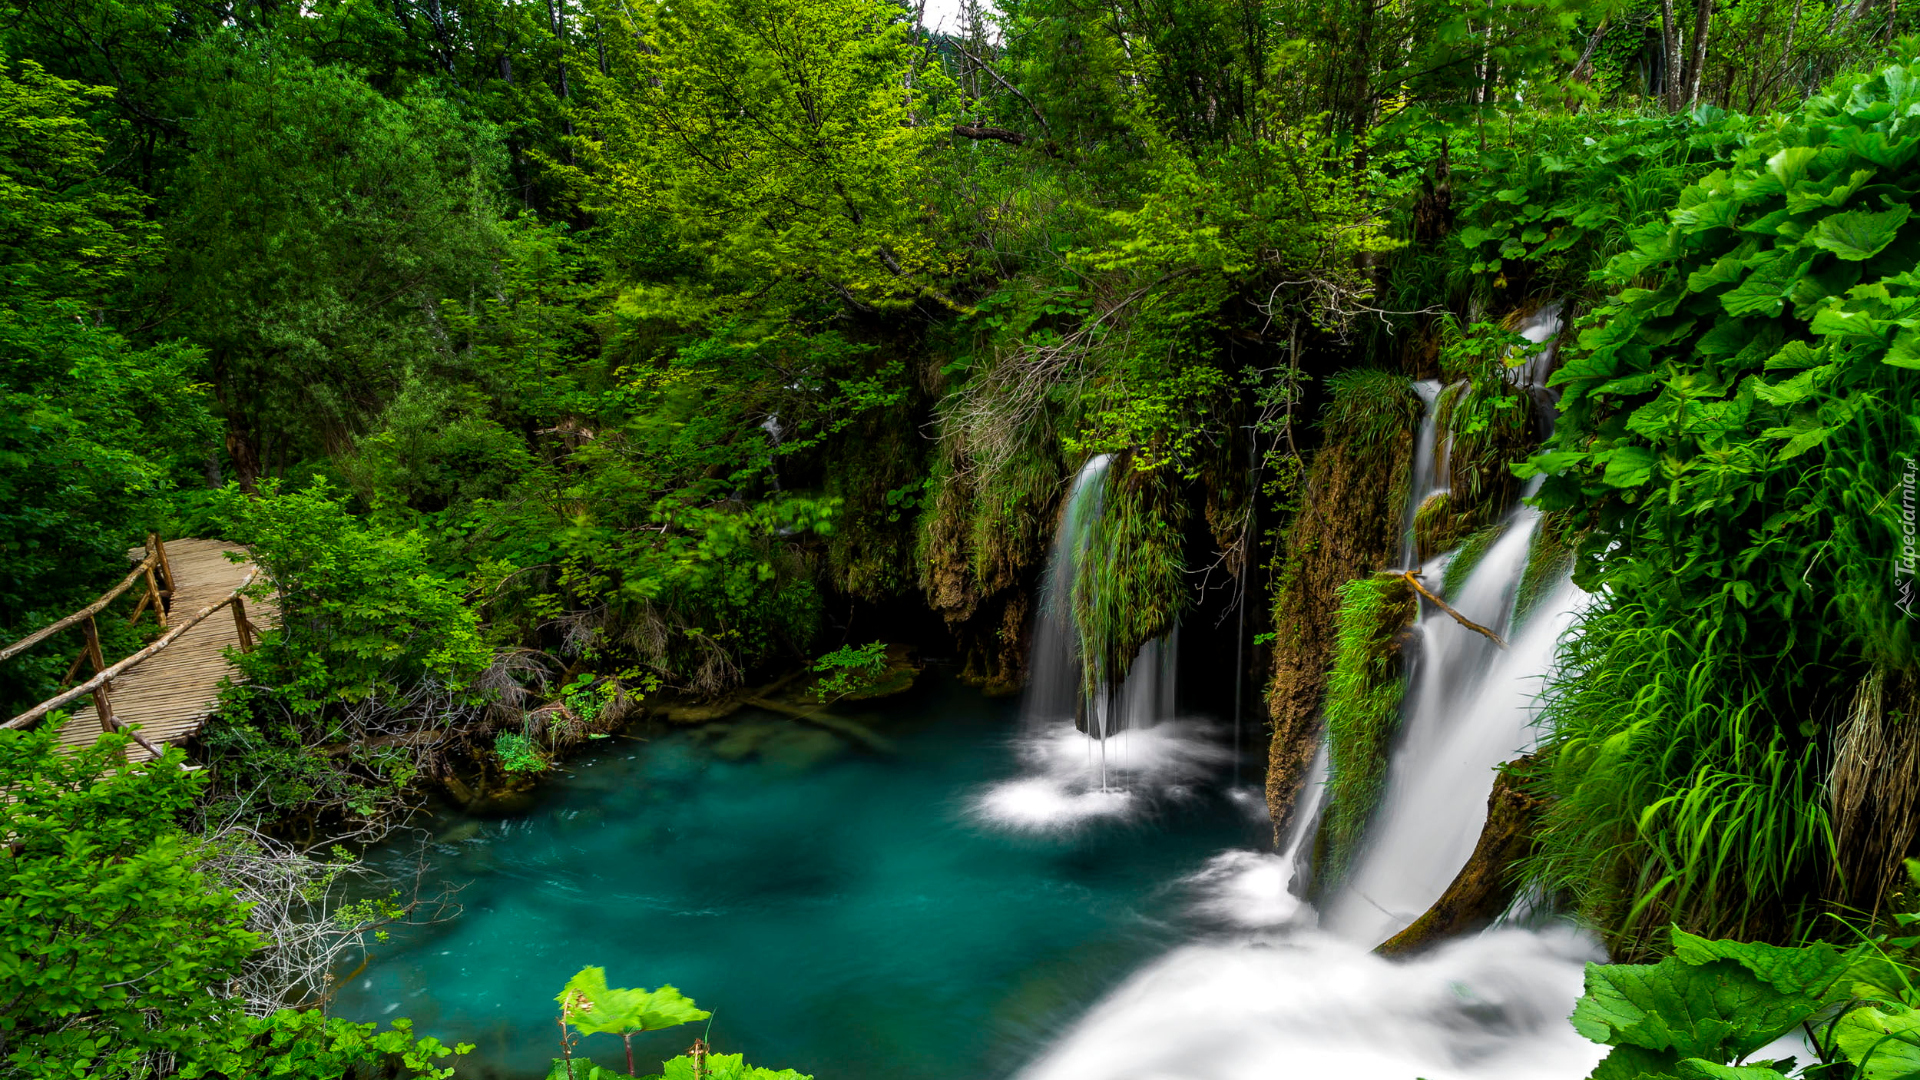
[1317,571,1418,881]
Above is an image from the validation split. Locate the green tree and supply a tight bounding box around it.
[164,46,504,490]
[207,479,493,820]
[0,60,214,714]
[580,0,960,315]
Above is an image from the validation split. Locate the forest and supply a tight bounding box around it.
[3,0,1920,1075]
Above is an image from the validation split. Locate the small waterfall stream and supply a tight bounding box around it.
[1020,309,1607,1078]
[973,455,1218,830]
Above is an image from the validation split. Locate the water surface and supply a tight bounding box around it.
[334,672,1258,1079]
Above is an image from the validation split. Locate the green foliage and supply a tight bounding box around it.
[495,729,548,773]
[1525,45,1920,946]
[0,727,256,1077]
[558,968,710,1039]
[547,1055,812,1080]
[166,44,505,488]
[219,479,491,714]
[812,642,890,701]
[1318,572,1417,879]
[0,59,214,714]
[1567,908,1920,1080]
[180,1011,473,1080]
[1073,467,1187,691]
[580,0,959,315]
[1442,109,1753,300]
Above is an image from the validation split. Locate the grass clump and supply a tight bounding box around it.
[1441,523,1507,597]
[1317,572,1418,881]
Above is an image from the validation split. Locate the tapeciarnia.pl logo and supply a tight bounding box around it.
[1901,457,1918,618]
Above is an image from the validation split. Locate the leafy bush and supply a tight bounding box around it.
[812,641,890,701]
[0,726,254,1076]
[206,479,494,819]
[180,1011,471,1080]
[495,729,548,773]
[1569,874,1920,1080]
[0,724,467,1078]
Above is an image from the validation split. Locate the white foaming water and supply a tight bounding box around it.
[1325,509,1586,945]
[1400,379,1446,569]
[1020,927,1603,1080]
[977,455,1203,833]
[972,722,1230,832]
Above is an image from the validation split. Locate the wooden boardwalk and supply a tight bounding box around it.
[4,538,273,764]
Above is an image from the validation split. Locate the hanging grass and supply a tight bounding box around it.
[1263,370,1419,835]
[1524,593,1835,956]
[1317,571,1417,882]
[1412,491,1466,564]
[1441,523,1507,597]
[1512,513,1573,632]
[1073,463,1187,692]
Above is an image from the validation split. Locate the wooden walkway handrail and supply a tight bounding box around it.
[0,552,159,664]
[4,570,257,733]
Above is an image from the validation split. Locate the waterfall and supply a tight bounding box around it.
[1323,505,1585,944]
[1400,379,1447,569]
[1022,356,1608,1079]
[974,455,1217,830]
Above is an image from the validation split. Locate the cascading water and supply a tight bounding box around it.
[973,455,1219,830]
[1019,340,1608,1078]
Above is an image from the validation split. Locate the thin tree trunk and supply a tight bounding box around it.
[1683,0,1713,107]
[1659,0,1683,109]
[1771,0,1804,106]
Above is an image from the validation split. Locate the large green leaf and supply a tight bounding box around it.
[1589,1044,1682,1080]
[1674,1061,1793,1080]
[1571,956,1817,1060]
[560,968,711,1037]
[1834,1005,1920,1080]
[1810,206,1912,261]
[1669,929,1852,998]
[662,1053,811,1080]
[1601,446,1661,488]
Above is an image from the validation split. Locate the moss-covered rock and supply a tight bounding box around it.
[1375,756,1543,956]
[1263,370,1420,841]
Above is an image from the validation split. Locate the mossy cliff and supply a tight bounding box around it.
[1263,371,1420,839]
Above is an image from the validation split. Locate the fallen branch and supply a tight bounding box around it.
[1402,571,1508,650]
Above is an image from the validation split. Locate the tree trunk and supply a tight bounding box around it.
[1682,0,1713,107]
[224,421,262,495]
[1658,0,1683,109]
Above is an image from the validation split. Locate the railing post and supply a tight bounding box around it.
[231,598,254,652]
[145,564,167,629]
[150,533,175,602]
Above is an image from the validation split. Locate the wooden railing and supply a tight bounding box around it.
[0,536,261,754]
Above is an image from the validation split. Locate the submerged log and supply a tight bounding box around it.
[741,697,897,754]
[1375,756,1542,956]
